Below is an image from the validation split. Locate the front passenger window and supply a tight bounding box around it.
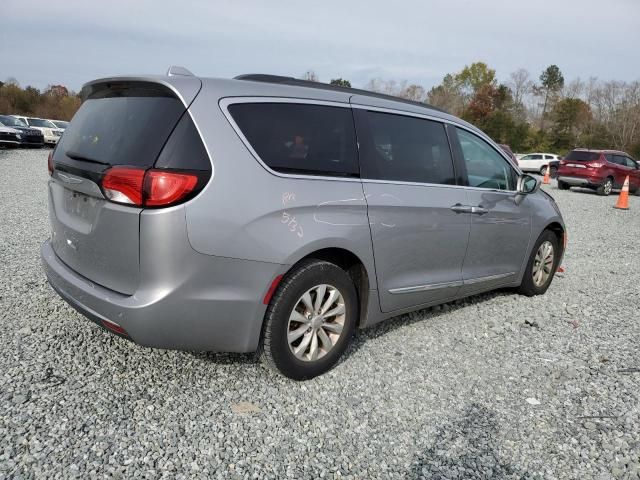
[455,128,516,190]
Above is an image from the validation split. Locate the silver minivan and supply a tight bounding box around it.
[42,68,566,379]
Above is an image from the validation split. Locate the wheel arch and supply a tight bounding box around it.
[282,246,374,328]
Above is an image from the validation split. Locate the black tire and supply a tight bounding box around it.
[557,180,570,190]
[539,166,548,176]
[259,259,358,380]
[550,166,558,178]
[518,230,560,297]
[596,177,614,196]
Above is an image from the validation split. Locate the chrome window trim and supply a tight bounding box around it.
[361,178,517,195]
[219,96,362,183]
[389,271,516,294]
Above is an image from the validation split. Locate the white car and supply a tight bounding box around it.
[11,115,63,145]
[518,153,562,175]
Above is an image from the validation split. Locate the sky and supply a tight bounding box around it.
[3,0,639,92]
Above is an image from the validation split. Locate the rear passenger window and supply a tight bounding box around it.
[228,103,358,177]
[356,111,455,184]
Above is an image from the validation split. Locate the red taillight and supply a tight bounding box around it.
[143,170,198,207]
[102,167,145,206]
[47,151,54,175]
[588,161,604,168]
[101,167,200,208]
[559,160,567,166]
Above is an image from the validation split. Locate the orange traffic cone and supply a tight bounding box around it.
[614,176,630,210]
[543,164,551,185]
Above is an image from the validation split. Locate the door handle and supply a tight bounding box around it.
[450,204,473,214]
[471,206,489,215]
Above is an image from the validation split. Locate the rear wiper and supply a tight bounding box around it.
[65,150,110,165]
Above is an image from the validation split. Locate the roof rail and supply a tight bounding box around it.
[234,74,446,113]
[167,66,195,77]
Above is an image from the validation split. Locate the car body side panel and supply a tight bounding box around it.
[183,90,378,289]
[459,190,532,295]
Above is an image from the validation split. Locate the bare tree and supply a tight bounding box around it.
[301,70,319,82]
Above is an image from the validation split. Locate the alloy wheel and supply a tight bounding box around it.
[287,284,346,362]
[532,241,554,287]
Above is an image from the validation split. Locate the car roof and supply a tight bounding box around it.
[83,70,485,137]
[572,148,630,155]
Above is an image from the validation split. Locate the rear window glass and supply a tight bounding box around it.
[357,110,455,185]
[565,151,601,161]
[54,82,185,167]
[228,103,358,177]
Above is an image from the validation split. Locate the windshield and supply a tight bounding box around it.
[565,150,601,161]
[0,115,25,127]
[28,118,57,128]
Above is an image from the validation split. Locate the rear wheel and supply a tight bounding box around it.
[597,177,614,196]
[259,259,358,380]
[518,230,560,296]
[550,166,558,178]
[557,180,570,190]
[539,166,548,176]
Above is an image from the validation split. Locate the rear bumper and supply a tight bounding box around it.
[41,239,284,352]
[557,175,602,187]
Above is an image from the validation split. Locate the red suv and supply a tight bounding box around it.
[557,149,640,196]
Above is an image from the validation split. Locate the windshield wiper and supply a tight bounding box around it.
[65,151,110,165]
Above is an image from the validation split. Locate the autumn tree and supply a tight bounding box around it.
[537,65,565,130]
[329,78,351,88]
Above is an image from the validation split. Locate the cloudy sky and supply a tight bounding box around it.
[3,0,639,92]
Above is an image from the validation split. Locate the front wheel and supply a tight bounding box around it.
[259,259,358,380]
[518,230,560,296]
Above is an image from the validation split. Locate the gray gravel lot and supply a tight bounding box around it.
[1,148,639,479]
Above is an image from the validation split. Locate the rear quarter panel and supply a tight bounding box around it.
[183,90,378,289]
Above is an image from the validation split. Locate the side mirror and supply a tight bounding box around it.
[517,174,540,194]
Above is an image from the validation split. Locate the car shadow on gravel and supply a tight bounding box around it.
[407,403,528,479]
[344,289,516,361]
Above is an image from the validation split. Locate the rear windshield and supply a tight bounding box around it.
[228,103,359,177]
[55,82,185,167]
[565,151,601,161]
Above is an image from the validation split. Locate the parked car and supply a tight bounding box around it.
[41,69,566,379]
[498,144,518,166]
[0,115,45,148]
[518,153,562,176]
[0,124,22,148]
[557,149,640,195]
[50,120,69,130]
[11,116,63,145]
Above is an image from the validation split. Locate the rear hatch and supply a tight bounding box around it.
[48,78,204,294]
[559,150,603,177]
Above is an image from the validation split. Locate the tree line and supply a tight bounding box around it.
[0,78,81,121]
[3,65,639,158]
[316,64,640,157]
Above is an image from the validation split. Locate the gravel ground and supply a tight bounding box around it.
[1,148,639,479]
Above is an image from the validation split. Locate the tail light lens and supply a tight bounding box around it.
[559,160,567,166]
[143,170,199,207]
[101,167,202,208]
[588,162,604,168]
[102,167,145,205]
[47,151,54,175]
